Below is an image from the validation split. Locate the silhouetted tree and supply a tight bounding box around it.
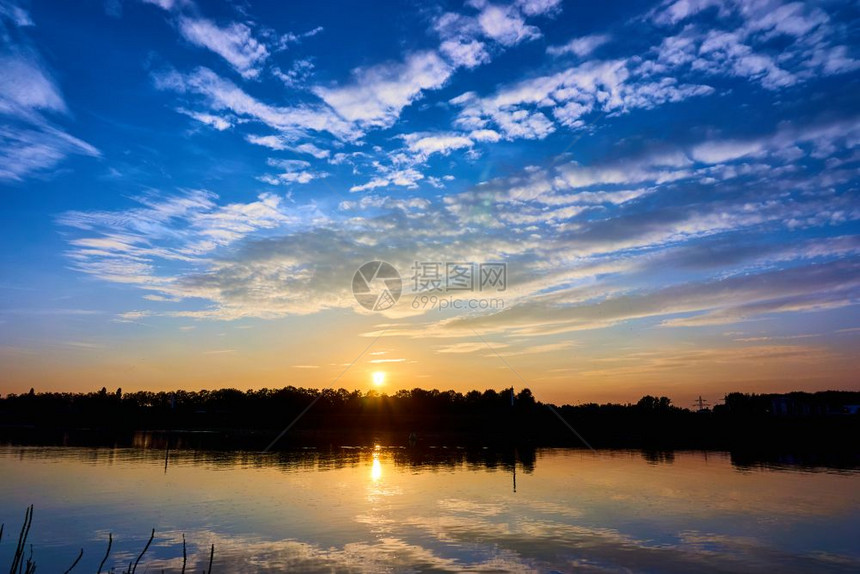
[516,388,536,406]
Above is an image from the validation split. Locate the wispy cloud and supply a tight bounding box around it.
[176,107,233,130]
[154,66,358,140]
[145,0,568,188]
[0,3,98,181]
[245,134,330,159]
[271,59,315,87]
[434,0,557,55]
[451,58,713,140]
[32,0,856,352]
[402,132,474,161]
[547,34,611,58]
[436,341,509,354]
[476,3,541,47]
[0,123,99,181]
[139,0,181,11]
[177,16,269,79]
[259,158,328,185]
[349,167,425,193]
[57,104,860,325]
[313,51,454,131]
[646,0,858,88]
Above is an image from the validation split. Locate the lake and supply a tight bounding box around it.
[1,444,858,573]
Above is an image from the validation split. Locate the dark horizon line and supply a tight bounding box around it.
[4,384,860,411]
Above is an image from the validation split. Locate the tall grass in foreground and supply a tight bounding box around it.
[2,505,214,573]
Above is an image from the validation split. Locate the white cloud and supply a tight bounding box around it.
[0,55,66,114]
[292,142,330,159]
[245,134,290,150]
[432,0,556,74]
[350,168,425,192]
[402,132,474,160]
[0,0,33,26]
[154,67,358,141]
[451,59,712,141]
[433,11,482,42]
[347,126,498,194]
[555,158,690,189]
[271,59,315,87]
[178,17,269,79]
[176,107,232,130]
[695,30,795,89]
[268,159,312,170]
[260,158,328,185]
[0,124,99,181]
[477,4,541,47]
[547,34,611,58]
[0,8,98,181]
[690,117,860,166]
[441,114,860,242]
[691,139,765,164]
[57,115,860,325]
[338,195,430,212]
[42,0,860,330]
[650,0,727,26]
[439,39,491,69]
[245,136,329,159]
[275,26,324,49]
[313,51,453,130]
[648,0,856,89]
[346,124,501,195]
[745,1,828,39]
[469,129,501,142]
[148,0,567,168]
[58,189,332,304]
[515,0,563,17]
[139,0,179,11]
[437,259,860,337]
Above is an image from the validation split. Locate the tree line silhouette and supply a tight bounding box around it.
[1,386,858,451]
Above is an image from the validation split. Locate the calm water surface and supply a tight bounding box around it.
[0,445,858,573]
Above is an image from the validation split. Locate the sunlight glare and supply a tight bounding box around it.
[371,454,382,482]
[372,371,386,386]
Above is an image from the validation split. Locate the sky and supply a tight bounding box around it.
[1,0,858,406]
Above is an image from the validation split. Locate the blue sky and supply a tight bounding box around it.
[1,0,858,403]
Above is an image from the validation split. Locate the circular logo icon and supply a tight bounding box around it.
[352,261,402,311]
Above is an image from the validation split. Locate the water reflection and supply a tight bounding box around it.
[0,445,858,573]
[5,427,858,471]
[371,449,382,482]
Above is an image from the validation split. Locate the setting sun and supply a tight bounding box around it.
[372,371,386,386]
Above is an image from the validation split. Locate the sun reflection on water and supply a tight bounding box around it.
[371,449,382,482]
